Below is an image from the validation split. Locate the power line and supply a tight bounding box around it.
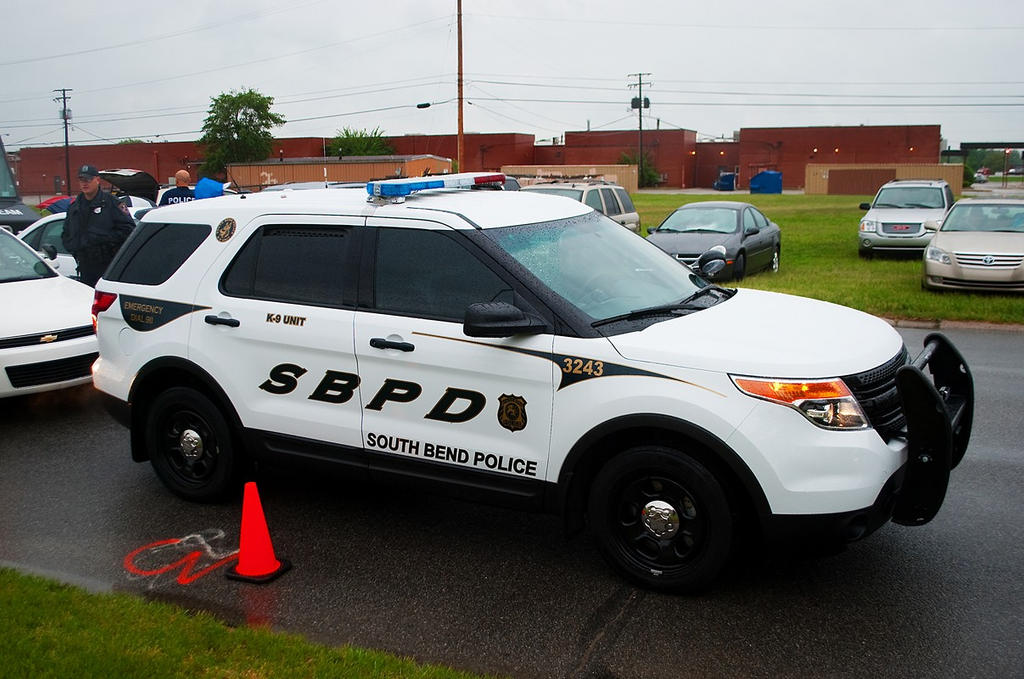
[0,0,330,67]
[0,16,451,103]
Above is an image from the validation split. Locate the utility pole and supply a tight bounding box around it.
[53,88,72,194]
[456,0,464,172]
[628,73,651,187]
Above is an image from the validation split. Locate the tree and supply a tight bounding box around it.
[118,138,145,144]
[327,127,394,157]
[199,88,285,176]
[619,151,661,188]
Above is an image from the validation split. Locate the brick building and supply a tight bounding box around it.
[11,124,944,196]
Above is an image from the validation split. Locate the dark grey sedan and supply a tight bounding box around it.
[646,201,781,280]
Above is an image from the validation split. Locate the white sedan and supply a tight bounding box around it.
[0,229,98,397]
[17,213,78,279]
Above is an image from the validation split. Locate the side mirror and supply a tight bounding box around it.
[744,225,760,236]
[859,202,871,210]
[692,245,727,277]
[464,302,547,338]
[923,219,941,232]
[41,244,58,260]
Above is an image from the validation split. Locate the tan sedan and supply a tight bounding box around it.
[922,199,1024,292]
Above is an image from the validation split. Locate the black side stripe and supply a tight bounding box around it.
[120,295,211,332]
[413,332,726,396]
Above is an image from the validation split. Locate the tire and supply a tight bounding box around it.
[145,387,240,502]
[769,246,780,273]
[588,446,733,593]
[733,252,746,281]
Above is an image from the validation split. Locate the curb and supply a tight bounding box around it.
[885,318,1024,333]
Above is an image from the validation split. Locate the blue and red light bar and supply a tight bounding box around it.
[366,172,506,197]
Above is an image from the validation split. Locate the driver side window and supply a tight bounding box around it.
[743,209,758,233]
[373,228,514,321]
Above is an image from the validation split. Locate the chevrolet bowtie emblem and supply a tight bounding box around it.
[40,334,58,343]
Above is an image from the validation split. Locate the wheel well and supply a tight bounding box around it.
[128,362,243,462]
[560,423,766,541]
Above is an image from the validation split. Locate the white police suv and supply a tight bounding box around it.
[92,173,973,592]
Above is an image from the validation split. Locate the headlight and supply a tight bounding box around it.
[731,376,869,430]
[925,245,952,265]
[859,219,879,233]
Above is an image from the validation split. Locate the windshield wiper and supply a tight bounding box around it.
[592,302,703,327]
[592,285,736,328]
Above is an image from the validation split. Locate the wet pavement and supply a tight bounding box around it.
[2,326,1022,678]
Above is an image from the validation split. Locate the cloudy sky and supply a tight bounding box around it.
[2,1,1021,153]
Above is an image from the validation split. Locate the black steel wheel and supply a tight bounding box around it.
[733,252,746,281]
[588,446,733,593]
[145,387,239,502]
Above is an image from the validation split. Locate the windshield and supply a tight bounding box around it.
[942,204,1024,233]
[524,187,584,201]
[874,187,945,209]
[0,232,56,283]
[486,211,704,321]
[655,207,738,233]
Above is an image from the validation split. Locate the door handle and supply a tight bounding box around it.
[205,314,240,328]
[370,337,414,352]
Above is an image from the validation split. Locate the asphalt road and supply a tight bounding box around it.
[2,326,1022,678]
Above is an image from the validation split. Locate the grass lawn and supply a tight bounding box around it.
[635,192,1024,325]
[1,568,492,679]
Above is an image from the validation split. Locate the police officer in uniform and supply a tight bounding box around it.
[158,169,195,205]
[62,165,135,286]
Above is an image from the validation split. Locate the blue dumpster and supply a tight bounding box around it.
[750,170,782,194]
[713,172,735,191]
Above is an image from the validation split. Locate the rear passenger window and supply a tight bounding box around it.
[373,228,513,320]
[584,190,604,213]
[600,188,622,216]
[614,188,635,213]
[106,222,210,285]
[222,225,356,307]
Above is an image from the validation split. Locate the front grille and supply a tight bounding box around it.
[5,352,98,388]
[954,252,1024,268]
[0,325,95,350]
[842,347,909,441]
[880,222,922,236]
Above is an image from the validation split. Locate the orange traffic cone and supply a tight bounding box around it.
[226,481,291,583]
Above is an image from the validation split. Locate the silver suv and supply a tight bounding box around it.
[521,181,640,231]
[858,179,955,258]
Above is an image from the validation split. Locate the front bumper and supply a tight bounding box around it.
[891,332,973,525]
[859,231,932,253]
[0,334,98,398]
[923,259,1024,293]
[755,333,973,543]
